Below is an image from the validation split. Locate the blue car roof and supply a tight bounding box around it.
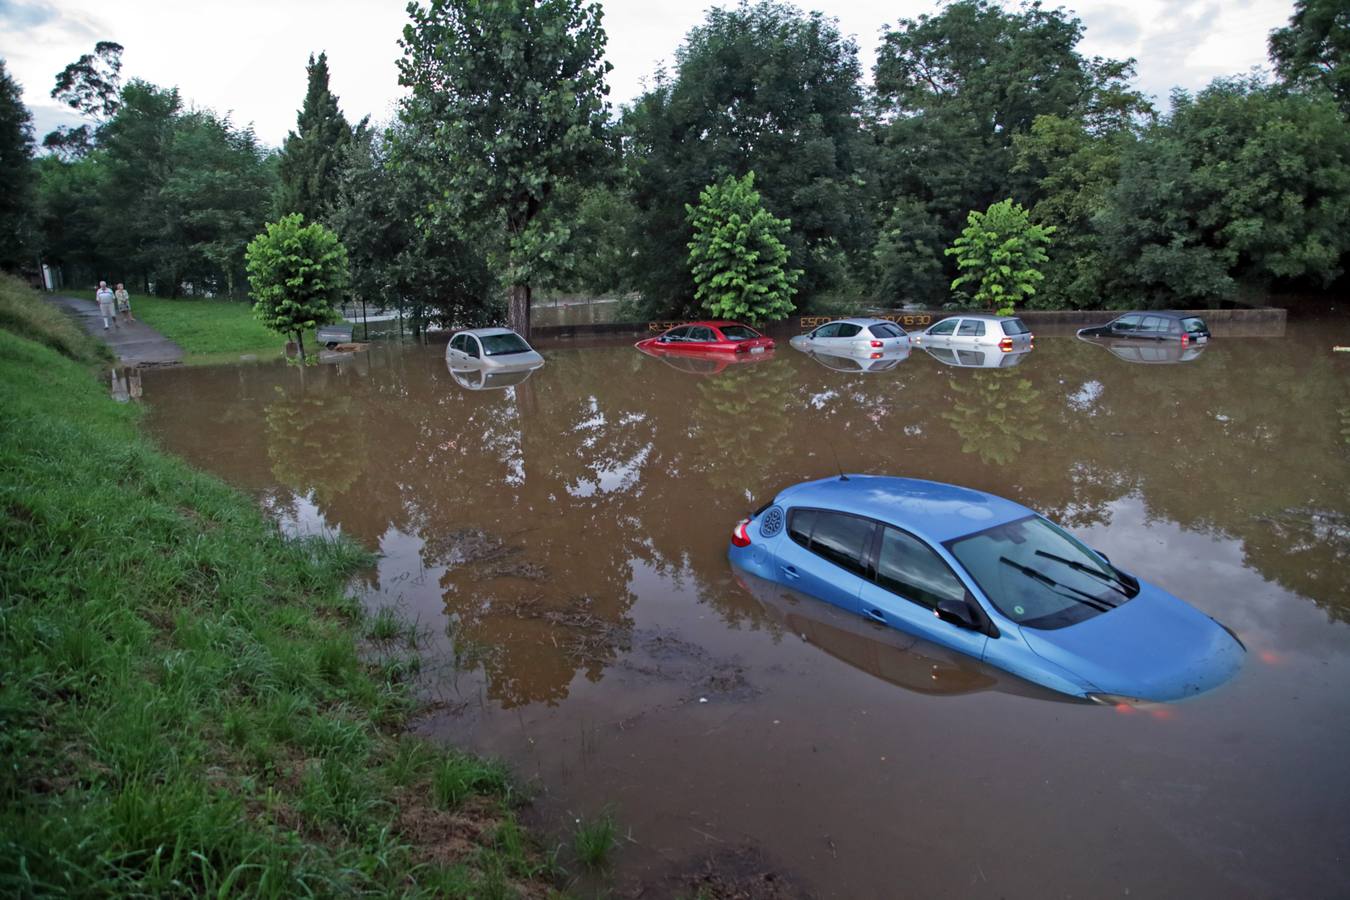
[775,475,1033,544]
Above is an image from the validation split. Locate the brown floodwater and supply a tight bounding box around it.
[142,319,1350,898]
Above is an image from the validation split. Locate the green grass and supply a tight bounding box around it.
[0,279,562,897]
[572,811,618,870]
[130,295,286,364]
[0,272,109,364]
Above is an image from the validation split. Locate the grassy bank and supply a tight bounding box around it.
[0,273,110,363]
[130,295,285,364]
[0,285,563,895]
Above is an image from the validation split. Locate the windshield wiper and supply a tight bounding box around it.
[1033,550,1134,597]
[999,556,1115,612]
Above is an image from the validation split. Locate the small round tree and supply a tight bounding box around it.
[246,213,349,360]
[686,172,801,323]
[945,199,1055,316]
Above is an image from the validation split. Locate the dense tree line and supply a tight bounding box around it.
[0,0,1346,323]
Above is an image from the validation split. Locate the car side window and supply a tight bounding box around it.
[788,509,874,579]
[689,326,715,342]
[928,318,958,335]
[1141,315,1164,333]
[875,526,968,610]
[663,326,690,342]
[870,323,900,338]
[451,334,464,352]
[836,323,862,338]
[466,336,481,359]
[812,323,840,339]
[1113,314,1142,332]
[957,320,986,337]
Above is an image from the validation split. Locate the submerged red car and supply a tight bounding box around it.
[634,321,775,356]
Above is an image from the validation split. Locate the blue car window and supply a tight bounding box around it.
[789,509,873,578]
[876,527,967,610]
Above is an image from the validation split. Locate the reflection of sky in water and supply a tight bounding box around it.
[568,442,652,498]
[1068,378,1103,412]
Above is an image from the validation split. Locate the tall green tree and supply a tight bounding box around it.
[276,52,353,224]
[1269,0,1350,113]
[1096,77,1350,305]
[686,172,801,323]
[871,0,1143,303]
[625,0,868,315]
[0,59,36,271]
[246,213,348,360]
[43,40,123,160]
[397,0,612,339]
[945,198,1053,315]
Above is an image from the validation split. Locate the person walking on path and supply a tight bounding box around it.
[114,283,133,323]
[95,281,117,330]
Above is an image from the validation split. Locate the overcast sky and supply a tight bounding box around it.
[2,0,1295,149]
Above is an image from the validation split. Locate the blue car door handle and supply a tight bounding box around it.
[864,608,885,623]
[782,565,799,580]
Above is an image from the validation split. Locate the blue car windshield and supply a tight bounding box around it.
[947,516,1136,630]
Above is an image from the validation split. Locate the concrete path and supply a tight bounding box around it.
[47,293,183,366]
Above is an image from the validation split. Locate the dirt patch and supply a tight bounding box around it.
[425,527,552,582]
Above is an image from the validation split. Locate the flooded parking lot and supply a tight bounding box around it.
[143,319,1349,898]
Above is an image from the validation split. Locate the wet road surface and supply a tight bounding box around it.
[142,320,1350,898]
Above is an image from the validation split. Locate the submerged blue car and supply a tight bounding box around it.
[728,476,1244,702]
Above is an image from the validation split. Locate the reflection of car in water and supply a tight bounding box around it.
[445,358,542,390]
[802,346,911,373]
[735,570,1071,702]
[728,475,1245,702]
[636,343,775,375]
[923,346,1032,368]
[788,317,910,355]
[1077,337,1208,365]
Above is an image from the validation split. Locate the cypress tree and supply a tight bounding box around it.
[277,52,351,224]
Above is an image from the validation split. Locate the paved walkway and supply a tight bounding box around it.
[47,293,183,366]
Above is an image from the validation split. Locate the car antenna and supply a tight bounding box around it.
[828,443,848,481]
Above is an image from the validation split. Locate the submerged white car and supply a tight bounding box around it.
[445,327,544,370]
[914,315,1033,354]
[789,318,910,355]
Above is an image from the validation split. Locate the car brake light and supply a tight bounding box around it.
[870,352,881,359]
[730,518,752,548]
[1180,333,1189,347]
[870,340,882,348]
[999,337,1014,352]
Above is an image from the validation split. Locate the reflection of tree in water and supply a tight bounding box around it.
[263,386,367,507]
[692,361,800,497]
[940,371,1048,466]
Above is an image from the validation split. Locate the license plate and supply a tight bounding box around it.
[1195,335,1208,344]
[750,346,765,354]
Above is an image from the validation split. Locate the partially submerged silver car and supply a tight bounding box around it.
[789,318,910,355]
[914,314,1033,354]
[445,327,544,370]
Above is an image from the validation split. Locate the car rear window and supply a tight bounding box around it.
[870,323,906,338]
[481,333,532,356]
[789,509,874,578]
[719,324,761,341]
[836,323,863,338]
[1000,318,1029,336]
[1182,317,1208,333]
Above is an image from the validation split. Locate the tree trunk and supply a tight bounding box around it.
[294,331,307,362]
[509,282,531,340]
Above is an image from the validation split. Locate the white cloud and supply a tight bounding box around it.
[1,0,1297,148]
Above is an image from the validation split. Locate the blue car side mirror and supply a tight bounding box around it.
[935,599,976,630]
